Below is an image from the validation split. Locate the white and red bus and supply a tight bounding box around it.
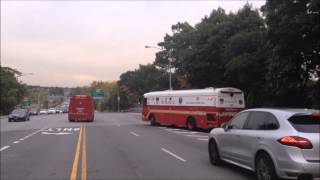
[142,87,245,130]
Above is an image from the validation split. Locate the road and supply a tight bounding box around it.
[1,112,255,180]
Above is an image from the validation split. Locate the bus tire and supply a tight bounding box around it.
[186,117,196,130]
[149,115,158,126]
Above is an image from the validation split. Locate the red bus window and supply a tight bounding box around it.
[207,114,216,121]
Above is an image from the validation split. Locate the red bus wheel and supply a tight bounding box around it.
[149,115,158,126]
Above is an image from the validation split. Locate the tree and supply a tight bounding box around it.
[118,64,176,108]
[222,5,270,107]
[261,0,320,107]
[0,66,26,115]
[154,4,271,107]
[118,64,175,95]
[85,81,118,111]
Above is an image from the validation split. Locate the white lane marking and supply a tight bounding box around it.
[63,128,73,131]
[198,138,209,141]
[130,131,140,137]
[44,128,54,131]
[186,135,208,138]
[42,127,79,132]
[14,127,47,144]
[0,146,10,152]
[41,132,72,135]
[161,148,187,162]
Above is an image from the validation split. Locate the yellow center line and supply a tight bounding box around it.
[70,125,83,180]
[81,126,87,180]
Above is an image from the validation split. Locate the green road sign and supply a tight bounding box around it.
[91,92,105,100]
[20,98,31,107]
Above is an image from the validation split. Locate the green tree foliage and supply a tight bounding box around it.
[152,2,319,108]
[118,64,177,109]
[70,87,87,96]
[223,6,270,107]
[118,64,175,95]
[154,5,270,107]
[49,87,64,96]
[0,67,27,115]
[262,0,320,107]
[87,81,118,111]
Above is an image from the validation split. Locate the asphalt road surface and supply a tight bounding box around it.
[1,112,255,180]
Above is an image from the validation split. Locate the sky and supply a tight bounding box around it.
[1,1,265,87]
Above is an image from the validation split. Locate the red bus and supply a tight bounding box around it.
[68,95,94,122]
[142,87,245,130]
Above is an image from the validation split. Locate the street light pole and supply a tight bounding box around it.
[145,45,173,90]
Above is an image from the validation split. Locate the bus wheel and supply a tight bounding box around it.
[149,115,158,126]
[187,118,196,130]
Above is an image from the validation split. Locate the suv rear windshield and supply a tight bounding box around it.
[289,115,320,133]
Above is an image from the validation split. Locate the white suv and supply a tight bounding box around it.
[208,108,320,180]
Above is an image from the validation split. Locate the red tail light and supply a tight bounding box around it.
[277,136,313,149]
[311,113,320,117]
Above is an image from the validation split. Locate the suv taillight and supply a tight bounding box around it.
[311,113,320,117]
[277,136,313,149]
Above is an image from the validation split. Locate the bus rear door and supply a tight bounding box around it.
[216,88,245,124]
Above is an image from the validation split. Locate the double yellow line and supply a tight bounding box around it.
[70,125,87,180]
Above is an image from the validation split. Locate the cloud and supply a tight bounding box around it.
[1,1,265,87]
[72,74,100,83]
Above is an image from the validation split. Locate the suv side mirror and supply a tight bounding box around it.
[220,123,226,128]
[224,124,233,131]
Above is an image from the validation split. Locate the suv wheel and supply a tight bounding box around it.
[208,139,222,165]
[256,153,277,180]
